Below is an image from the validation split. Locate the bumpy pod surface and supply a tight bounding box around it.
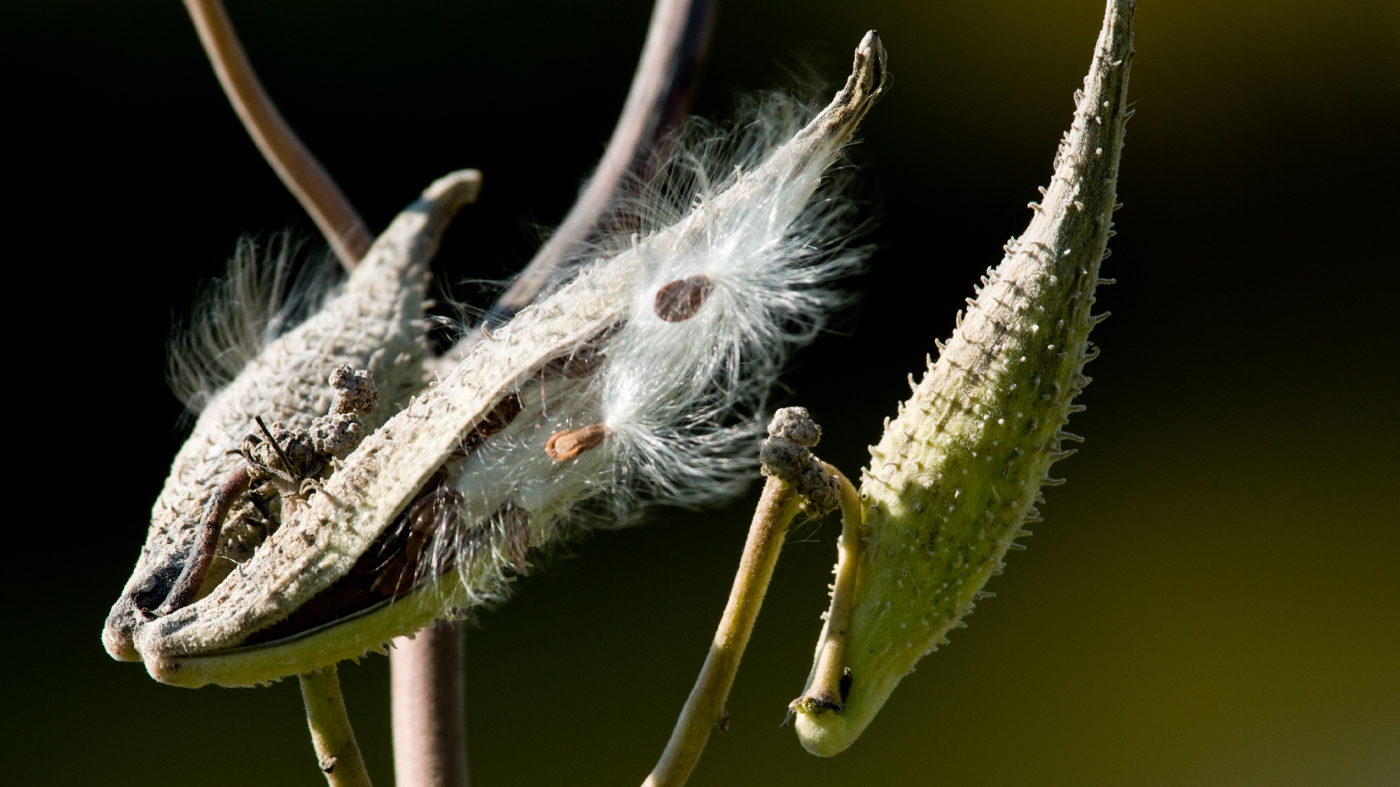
[796,0,1134,755]
[102,172,480,663]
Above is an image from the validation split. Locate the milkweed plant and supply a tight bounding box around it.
[103,0,1135,785]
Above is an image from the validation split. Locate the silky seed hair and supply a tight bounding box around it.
[167,234,342,414]
[602,90,866,504]
[421,45,886,605]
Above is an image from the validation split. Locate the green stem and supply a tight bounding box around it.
[300,666,374,787]
[792,465,863,713]
[642,478,802,787]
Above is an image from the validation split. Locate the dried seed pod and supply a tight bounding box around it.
[102,171,480,662]
[794,1,1134,756]
[129,35,886,688]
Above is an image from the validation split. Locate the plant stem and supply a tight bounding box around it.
[182,0,372,270]
[480,0,716,329]
[300,666,374,787]
[642,477,803,787]
[391,620,470,787]
[792,464,862,712]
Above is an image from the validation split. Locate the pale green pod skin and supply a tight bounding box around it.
[796,0,1134,756]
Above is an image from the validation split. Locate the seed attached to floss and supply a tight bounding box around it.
[654,274,714,321]
[371,476,464,597]
[545,422,611,461]
[542,346,604,379]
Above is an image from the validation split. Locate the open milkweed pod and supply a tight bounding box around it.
[103,170,481,663]
[133,32,887,688]
[793,1,1133,756]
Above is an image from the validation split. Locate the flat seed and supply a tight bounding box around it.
[372,480,464,596]
[654,274,714,322]
[545,422,610,461]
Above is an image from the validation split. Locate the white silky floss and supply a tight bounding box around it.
[431,35,888,598]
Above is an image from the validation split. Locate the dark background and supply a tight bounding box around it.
[6,0,1398,784]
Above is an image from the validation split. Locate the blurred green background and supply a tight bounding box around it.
[6,0,1397,784]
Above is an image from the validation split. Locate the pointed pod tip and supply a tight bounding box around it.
[421,168,484,207]
[1103,0,1136,58]
[858,30,884,59]
[855,30,888,94]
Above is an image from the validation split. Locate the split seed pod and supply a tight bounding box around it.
[132,34,886,688]
[102,171,481,662]
[793,1,1134,756]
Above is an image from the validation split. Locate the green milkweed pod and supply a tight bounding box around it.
[794,0,1135,756]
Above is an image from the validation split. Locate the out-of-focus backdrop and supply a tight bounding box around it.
[7,0,1397,784]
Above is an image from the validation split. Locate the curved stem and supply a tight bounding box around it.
[300,666,374,787]
[183,0,373,270]
[481,0,716,329]
[643,478,802,787]
[792,464,862,712]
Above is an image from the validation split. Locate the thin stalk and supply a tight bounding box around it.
[792,464,862,712]
[391,621,470,787]
[183,0,372,270]
[480,0,716,329]
[642,478,803,787]
[300,667,374,787]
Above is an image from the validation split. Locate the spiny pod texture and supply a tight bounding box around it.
[796,0,1134,756]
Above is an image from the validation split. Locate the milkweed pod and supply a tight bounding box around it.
[794,1,1134,756]
[131,34,887,688]
[102,171,481,663]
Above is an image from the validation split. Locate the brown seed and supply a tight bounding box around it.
[545,422,610,461]
[654,274,714,322]
[371,482,464,597]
